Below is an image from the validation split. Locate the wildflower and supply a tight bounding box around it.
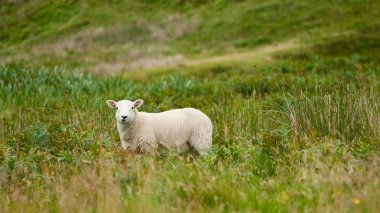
[352,198,360,205]
[280,191,289,201]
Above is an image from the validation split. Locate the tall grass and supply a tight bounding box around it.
[0,61,379,211]
[284,87,380,144]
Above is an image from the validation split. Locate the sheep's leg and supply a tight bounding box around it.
[189,129,212,156]
[121,141,131,150]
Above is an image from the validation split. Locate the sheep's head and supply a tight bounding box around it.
[106,99,144,124]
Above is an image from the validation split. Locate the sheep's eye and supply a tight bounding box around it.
[131,107,134,109]
[116,107,118,110]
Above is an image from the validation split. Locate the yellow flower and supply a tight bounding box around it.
[352,198,360,205]
[280,191,289,201]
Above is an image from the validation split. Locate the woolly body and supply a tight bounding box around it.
[107,100,212,155]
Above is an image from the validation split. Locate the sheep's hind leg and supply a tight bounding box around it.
[121,141,131,150]
[189,129,212,156]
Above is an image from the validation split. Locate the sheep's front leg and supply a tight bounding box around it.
[121,141,131,150]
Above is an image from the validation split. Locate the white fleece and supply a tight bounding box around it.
[107,99,212,155]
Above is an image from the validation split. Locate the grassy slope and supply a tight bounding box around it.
[1,0,380,212]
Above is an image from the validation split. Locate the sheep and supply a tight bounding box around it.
[106,99,212,155]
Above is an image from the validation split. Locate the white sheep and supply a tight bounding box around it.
[106,99,212,155]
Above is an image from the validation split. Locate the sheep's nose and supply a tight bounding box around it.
[121,116,128,119]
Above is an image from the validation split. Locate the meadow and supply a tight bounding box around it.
[1,0,380,212]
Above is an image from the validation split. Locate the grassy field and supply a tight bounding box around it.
[1,0,380,212]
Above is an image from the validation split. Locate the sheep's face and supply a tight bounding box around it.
[106,99,144,124]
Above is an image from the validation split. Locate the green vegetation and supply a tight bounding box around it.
[1,0,379,72]
[1,0,380,212]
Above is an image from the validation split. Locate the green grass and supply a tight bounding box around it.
[1,0,380,212]
[1,54,379,211]
[1,0,379,72]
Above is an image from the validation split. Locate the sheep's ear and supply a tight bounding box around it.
[134,99,144,108]
[106,100,117,109]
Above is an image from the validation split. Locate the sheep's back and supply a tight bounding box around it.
[138,108,211,146]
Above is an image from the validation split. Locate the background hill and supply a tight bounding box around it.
[1,0,380,212]
[1,0,379,73]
